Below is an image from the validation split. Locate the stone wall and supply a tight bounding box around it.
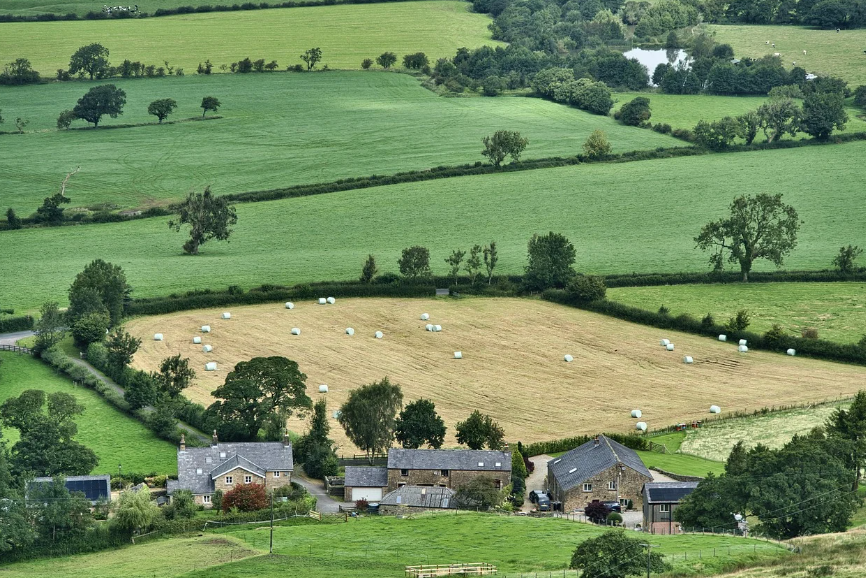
[386,468,510,492]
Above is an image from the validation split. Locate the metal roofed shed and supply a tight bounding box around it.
[29,475,111,504]
[379,486,456,514]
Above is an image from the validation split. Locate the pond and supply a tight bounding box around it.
[623,48,691,85]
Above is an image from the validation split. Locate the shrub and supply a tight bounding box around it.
[832,245,863,274]
[801,327,819,339]
[652,123,672,134]
[764,324,787,346]
[606,511,623,525]
[566,275,606,302]
[658,305,670,315]
[725,309,751,332]
[71,311,110,346]
[859,335,866,349]
[361,58,373,70]
[0,315,34,332]
[701,313,715,329]
[582,129,611,159]
[355,498,369,512]
[585,501,610,522]
[614,97,651,126]
[222,483,268,512]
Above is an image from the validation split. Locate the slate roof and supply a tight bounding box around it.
[170,442,293,495]
[30,475,111,504]
[380,486,455,509]
[345,466,388,488]
[547,435,651,492]
[387,449,512,473]
[644,482,699,504]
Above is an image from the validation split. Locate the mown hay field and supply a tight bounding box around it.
[0,72,678,212]
[126,298,865,453]
[709,24,866,86]
[0,1,500,73]
[3,141,865,315]
[0,352,178,474]
[608,282,866,345]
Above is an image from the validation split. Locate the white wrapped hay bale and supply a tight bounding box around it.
[631,409,642,418]
[454,351,462,359]
[433,325,442,332]
[375,331,384,339]
[205,362,217,371]
[318,298,327,305]
[193,336,202,344]
[709,405,721,414]
[327,297,335,304]
[738,345,748,353]
[222,312,231,319]
[718,334,727,342]
[153,333,163,341]
[660,339,670,346]
[420,313,430,321]
[683,356,693,364]
[201,325,211,333]
[291,328,301,336]
[202,344,213,353]
[564,354,574,362]
[319,385,329,393]
[425,324,434,332]
[787,348,796,356]
[739,339,747,346]
[666,343,674,351]
[285,302,294,309]
[635,422,647,432]
[346,328,355,336]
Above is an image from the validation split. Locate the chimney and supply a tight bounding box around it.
[212,429,219,447]
[282,432,290,448]
[593,436,599,447]
[179,433,186,451]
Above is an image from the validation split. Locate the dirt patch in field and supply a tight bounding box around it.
[127,297,865,452]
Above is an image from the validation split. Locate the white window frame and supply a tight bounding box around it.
[244,475,252,484]
[225,476,233,484]
[203,495,211,503]
[583,483,592,492]
[273,471,281,477]
[659,504,670,512]
[608,481,616,490]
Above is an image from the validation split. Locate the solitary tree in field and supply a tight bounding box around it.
[800,91,848,140]
[338,378,403,462]
[147,98,177,124]
[68,43,110,79]
[582,129,611,159]
[73,84,126,128]
[360,254,378,283]
[395,398,446,449]
[570,531,668,578]
[832,245,863,274]
[361,58,373,70]
[614,96,651,126]
[301,47,322,71]
[200,96,221,118]
[481,130,528,167]
[695,193,801,282]
[5,207,21,230]
[376,52,397,69]
[398,246,431,279]
[523,232,576,291]
[169,187,238,255]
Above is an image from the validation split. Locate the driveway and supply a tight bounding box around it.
[521,454,552,512]
[293,472,348,513]
[0,330,35,346]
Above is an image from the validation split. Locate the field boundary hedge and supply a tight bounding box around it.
[520,433,650,457]
[541,289,866,366]
[603,269,866,287]
[0,315,35,332]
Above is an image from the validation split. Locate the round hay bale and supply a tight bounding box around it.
[665,343,674,351]
[346,328,355,336]
[327,297,336,305]
[433,325,442,332]
[683,356,693,364]
[425,324,434,332]
[787,348,796,356]
[201,325,211,333]
[631,409,642,418]
[205,362,217,371]
[153,333,164,341]
[738,339,748,346]
[291,328,301,336]
[660,339,670,346]
[318,298,327,305]
[420,313,430,321]
[718,334,727,342]
[564,354,574,362]
[202,344,213,353]
[738,345,748,353]
[454,351,462,359]
[319,385,329,393]
[285,302,294,309]
[635,422,647,431]
[375,331,384,339]
[709,405,721,414]
[221,312,231,319]
[192,337,202,344]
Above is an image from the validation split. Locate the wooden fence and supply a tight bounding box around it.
[406,563,497,577]
[0,344,32,355]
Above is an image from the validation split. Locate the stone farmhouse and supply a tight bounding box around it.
[167,432,293,507]
[642,481,699,534]
[386,448,512,492]
[547,435,652,512]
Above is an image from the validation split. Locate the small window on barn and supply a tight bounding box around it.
[206,457,212,464]
[441,470,449,476]
[660,504,670,512]
[196,468,203,475]
[583,483,592,492]
[220,452,226,459]
[401,469,409,476]
[203,495,211,503]
[608,481,616,490]
[495,462,501,467]
[478,462,484,467]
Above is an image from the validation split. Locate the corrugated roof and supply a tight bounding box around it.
[380,485,455,508]
[345,466,388,487]
[547,435,651,491]
[171,442,293,495]
[29,475,111,503]
[644,482,699,504]
[387,449,511,472]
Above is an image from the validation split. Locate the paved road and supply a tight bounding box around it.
[521,454,553,513]
[293,472,349,513]
[0,330,35,346]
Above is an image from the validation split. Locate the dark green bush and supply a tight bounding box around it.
[566,275,606,302]
[522,433,648,457]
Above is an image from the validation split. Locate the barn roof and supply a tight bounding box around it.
[30,475,111,503]
[345,466,388,488]
[643,482,699,504]
[387,449,511,473]
[547,435,650,491]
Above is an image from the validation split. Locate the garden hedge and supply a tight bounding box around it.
[0,315,34,332]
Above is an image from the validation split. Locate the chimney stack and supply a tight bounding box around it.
[179,433,186,451]
[212,429,219,447]
[282,431,290,448]
[593,436,600,447]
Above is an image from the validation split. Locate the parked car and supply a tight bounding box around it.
[529,490,550,504]
[603,501,622,513]
[536,495,551,511]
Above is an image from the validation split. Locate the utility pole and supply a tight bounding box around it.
[269,491,274,554]
[640,543,655,578]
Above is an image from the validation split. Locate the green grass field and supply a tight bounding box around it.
[0,72,679,213]
[0,0,365,16]
[0,352,178,474]
[608,282,866,344]
[679,402,847,462]
[612,91,866,133]
[710,24,866,86]
[2,141,865,314]
[0,1,500,74]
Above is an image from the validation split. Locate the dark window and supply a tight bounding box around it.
[400,469,409,476]
[441,470,449,476]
